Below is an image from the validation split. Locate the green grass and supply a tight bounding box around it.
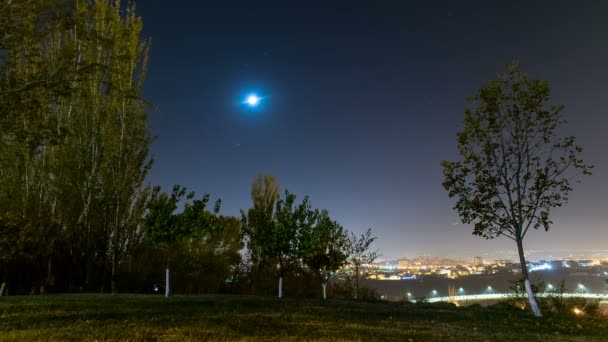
[1,294,607,341]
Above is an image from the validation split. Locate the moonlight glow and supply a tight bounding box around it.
[245,94,260,107]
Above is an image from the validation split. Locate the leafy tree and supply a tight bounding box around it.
[143,185,221,297]
[266,190,301,298]
[241,174,280,294]
[131,214,242,295]
[0,0,153,293]
[299,209,349,299]
[346,228,378,299]
[182,215,243,293]
[441,61,592,317]
[0,0,82,293]
[47,0,152,292]
[0,0,74,292]
[242,175,313,298]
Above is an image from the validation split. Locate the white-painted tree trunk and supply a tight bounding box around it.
[524,278,542,317]
[278,277,283,298]
[0,282,5,296]
[322,283,327,300]
[165,266,170,298]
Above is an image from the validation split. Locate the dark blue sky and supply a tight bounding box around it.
[136,1,608,260]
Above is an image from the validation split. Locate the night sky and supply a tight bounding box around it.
[136,1,608,260]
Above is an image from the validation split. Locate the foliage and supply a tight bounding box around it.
[299,208,349,287]
[141,185,222,296]
[355,286,383,302]
[442,61,592,240]
[0,0,154,294]
[271,190,302,279]
[143,185,221,263]
[506,277,544,311]
[441,61,592,316]
[242,174,352,298]
[121,214,242,295]
[180,215,244,293]
[241,174,280,269]
[346,228,379,298]
[506,279,601,317]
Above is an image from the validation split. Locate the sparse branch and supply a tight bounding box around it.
[497,230,517,242]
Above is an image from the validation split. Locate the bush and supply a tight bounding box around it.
[356,286,382,301]
[504,278,601,317]
[505,277,544,311]
[329,277,354,299]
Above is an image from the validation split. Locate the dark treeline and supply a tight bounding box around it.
[0,1,377,298]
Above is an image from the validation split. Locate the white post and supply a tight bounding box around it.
[278,277,283,298]
[524,279,542,317]
[322,283,327,300]
[165,266,170,298]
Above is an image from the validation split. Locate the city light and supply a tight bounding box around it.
[458,287,464,293]
[547,284,554,291]
[529,263,552,272]
[432,290,438,296]
[366,255,607,282]
[577,284,588,293]
[573,307,583,316]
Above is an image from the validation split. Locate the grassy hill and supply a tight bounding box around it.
[1,294,607,341]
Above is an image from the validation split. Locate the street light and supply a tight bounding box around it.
[432,290,438,296]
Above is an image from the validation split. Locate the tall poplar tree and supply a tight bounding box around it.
[0,0,153,293]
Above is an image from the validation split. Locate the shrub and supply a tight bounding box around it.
[356,286,382,301]
[504,278,601,317]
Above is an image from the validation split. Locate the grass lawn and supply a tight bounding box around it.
[1,294,607,341]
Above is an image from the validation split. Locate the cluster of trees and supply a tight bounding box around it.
[242,174,378,299]
[1,0,153,294]
[0,0,229,296]
[0,1,378,298]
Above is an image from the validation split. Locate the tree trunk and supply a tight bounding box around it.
[43,257,53,294]
[354,265,359,299]
[111,256,118,295]
[322,282,327,300]
[0,282,6,296]
[165,265,170,298]
[278,276,283,298]
[516,237,542,317]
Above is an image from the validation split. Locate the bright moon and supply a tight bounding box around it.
[246,94,260,106]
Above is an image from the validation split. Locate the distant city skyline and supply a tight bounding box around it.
[378,250,608,263]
